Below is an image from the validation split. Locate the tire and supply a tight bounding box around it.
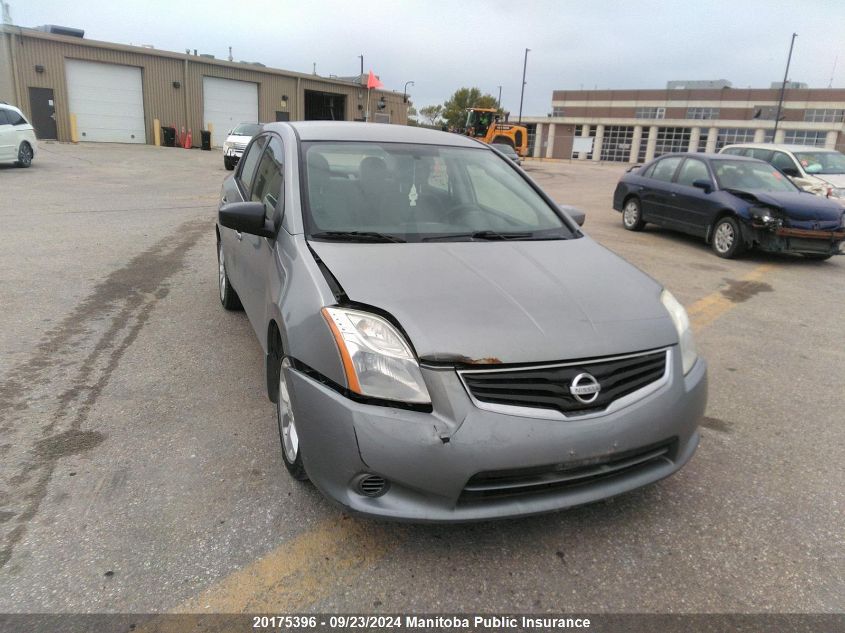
[16,142,33,168]
[710,216,745,259]
[277,358,308,481]
[217,240,243,310]
[622,197,645,231]
[224,156,234,171]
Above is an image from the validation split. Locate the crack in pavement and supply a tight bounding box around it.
[0,217,212,569]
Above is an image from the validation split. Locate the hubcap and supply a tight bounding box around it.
[714,222,734,253]
[623,201,639,227]
[278,359,298,463]
[20,146,31,164]
[218,243,226,301]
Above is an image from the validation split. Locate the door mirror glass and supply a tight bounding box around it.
[559,204,586,226]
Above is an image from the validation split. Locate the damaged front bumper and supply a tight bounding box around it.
[744,220,845,256]
[285,347,706,522]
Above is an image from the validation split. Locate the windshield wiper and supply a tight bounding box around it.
[423,230,565,242]
[309,231,406,243]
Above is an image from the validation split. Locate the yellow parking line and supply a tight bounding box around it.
[172,517,405,614]
[686,264,774,331]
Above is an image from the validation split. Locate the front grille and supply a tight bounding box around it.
[460,350,667,416]
[232,142,247,151]
[459,440,676,503]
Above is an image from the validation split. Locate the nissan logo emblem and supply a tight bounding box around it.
[570,372,601,404]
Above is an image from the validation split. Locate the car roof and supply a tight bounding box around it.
[0,103,22,113]
[654,152,762,162]
[722,143,837,153]
[268,121,484,148]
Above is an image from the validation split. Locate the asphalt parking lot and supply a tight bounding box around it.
[0,142,842,614]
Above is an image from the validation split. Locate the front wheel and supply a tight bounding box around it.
[217,240,242,310]
[16,142,33,168]
[277,358,308,481]
[711,216,745,259]
[622,198,645,231]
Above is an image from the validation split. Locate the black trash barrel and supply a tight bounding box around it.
[201,130,211,151]
[161,126,176,147]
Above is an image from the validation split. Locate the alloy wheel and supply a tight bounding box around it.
[714,222,734,254]
[278,359,298,463]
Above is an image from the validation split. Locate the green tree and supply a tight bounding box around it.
[419,104,444,127]
[406,105,419,126]
[441,87,499,129]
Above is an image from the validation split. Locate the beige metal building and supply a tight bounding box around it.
[0,24,408,147]
[523,85,845,162]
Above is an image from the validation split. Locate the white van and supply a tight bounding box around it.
[719,143,845,205]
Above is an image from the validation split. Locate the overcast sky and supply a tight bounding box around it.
[10,0,845,115]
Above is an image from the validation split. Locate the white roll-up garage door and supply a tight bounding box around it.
[65,59,146,143]
[203,77,259,147]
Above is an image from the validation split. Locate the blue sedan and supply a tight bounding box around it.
[612,153,845,259]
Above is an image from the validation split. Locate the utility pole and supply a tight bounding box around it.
[518,48,530,124]
[773,33,797,138]
[358,54,363,80]
[497,85,502,110]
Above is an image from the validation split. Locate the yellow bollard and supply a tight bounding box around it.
[69,113,79,143]
[154,119,161,146]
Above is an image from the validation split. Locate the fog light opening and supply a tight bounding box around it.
[354,474,390,498]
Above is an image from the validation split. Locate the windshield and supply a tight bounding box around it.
[303,142,573,242]
[713,160,799,193]
[232,123,261,136]
[793,151,845,175]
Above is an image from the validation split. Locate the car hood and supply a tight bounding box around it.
[309,237,676,364]
[728,190,843,221]
[810,173,845,188]
[224,134,252,143]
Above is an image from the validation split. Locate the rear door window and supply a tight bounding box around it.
[650,156,683,182]
[6,110,26,126]
[0,110,10,125]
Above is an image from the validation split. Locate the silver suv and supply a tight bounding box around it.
[0,103,37,167]
[215,122,707,521]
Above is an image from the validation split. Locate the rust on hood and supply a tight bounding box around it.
[420,353,503,365]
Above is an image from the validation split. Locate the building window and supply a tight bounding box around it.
[635,107,665,120]
[654,127,691,157]
[715,128,758,151]
[697,130,709,152]
[803,109,844,123]
[783,130,828,147]
[552,106,565,117]
[638,127,650,163]
[687,107,720,119]
[600,126,634,162]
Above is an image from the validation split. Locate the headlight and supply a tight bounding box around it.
[223,141,233,150]
[322,307,431,404]
[660,290,698,375]
[749,205,783,227]
[831,187,845,200]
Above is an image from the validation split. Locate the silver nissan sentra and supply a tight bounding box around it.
[215,121,706,522]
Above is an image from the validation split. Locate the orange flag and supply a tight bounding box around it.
[366,70,383,90]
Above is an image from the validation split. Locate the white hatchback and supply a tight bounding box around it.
[0,103,37,167]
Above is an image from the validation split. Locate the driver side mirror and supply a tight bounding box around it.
[219,201,275,238]
[559,204,586,226]
[692,179,713,193]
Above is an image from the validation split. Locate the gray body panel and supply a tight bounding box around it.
[309,238,676,364]
[216,121,706,521]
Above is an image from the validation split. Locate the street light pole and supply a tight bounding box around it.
[358,54,363,80]
[773,33,797,138]
[497,85,502,110]
[403,81,414,103]
[518,48,530,124]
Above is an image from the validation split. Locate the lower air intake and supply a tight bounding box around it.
[356,474,389,498]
